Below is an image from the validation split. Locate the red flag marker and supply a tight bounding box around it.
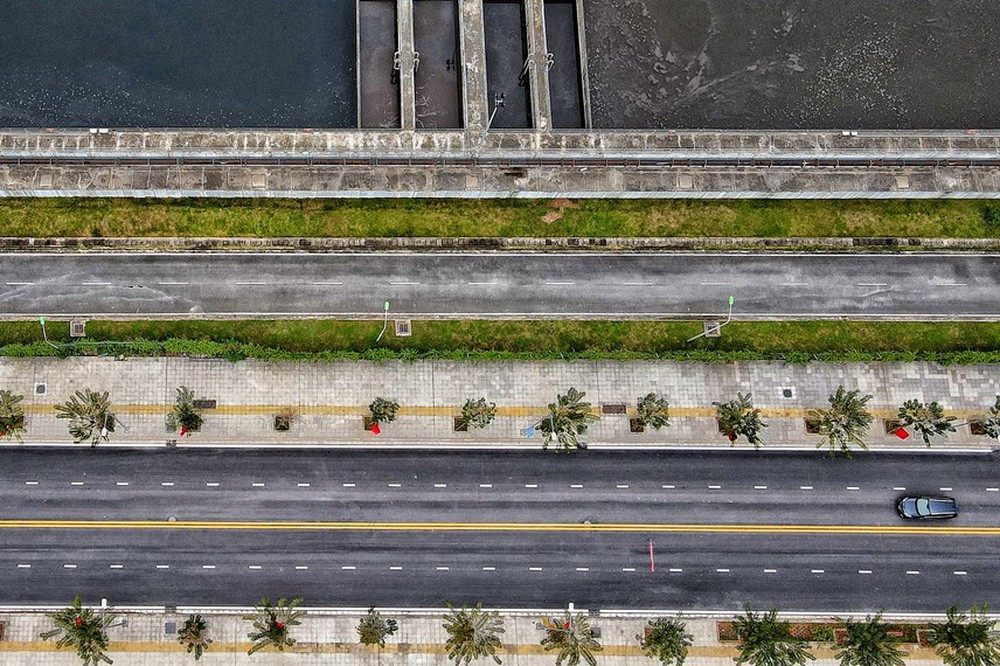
[179,427,188,438]
[371,423,382,436]
[894,428,909,440]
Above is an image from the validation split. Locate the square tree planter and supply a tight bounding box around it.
[273,415,292,432]
[804,418,821,434]
[629,418,645,433]
[363,416,377,432]
[453,417,469,432]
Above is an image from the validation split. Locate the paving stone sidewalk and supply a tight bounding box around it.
[0,609,944,665]
[1,358,998,449]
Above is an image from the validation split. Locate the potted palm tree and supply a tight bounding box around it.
[358,606,398,648]
[177,613,213,660]
[834,612,905,666]
[54,389,117,447]
[714,393,767,449]
[0,389,27,442]
[732,605,814,666]
[40,596,116,666]
[539,387,598,452]
[638,617,692,666]
[808,386,874,457]
[927,605,1000,666]
[540,611,603,666]
[166,386,204,437]
[455,397,497,432]
[442,603,505,665]
[633,392,670,433]
[244,597,304,655]
[897,399,957,446]
[366,397,400,435]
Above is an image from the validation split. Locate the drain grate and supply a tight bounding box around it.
[601,403,626,415]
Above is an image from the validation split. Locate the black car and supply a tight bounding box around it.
[896,495,959,520]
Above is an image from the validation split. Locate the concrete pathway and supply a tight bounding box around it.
[0,609,945,665]
[1,357,997,450]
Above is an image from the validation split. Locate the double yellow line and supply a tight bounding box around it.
[0,520,998,536]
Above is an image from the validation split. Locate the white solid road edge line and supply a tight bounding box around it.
[0,605,987,621]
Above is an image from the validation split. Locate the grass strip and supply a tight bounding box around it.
[2,320,1000,364]
[1,198,999,238]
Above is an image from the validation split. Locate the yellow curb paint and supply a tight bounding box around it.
[1,519,998,536]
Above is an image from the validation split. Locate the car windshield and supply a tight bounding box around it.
[916,498,931,515]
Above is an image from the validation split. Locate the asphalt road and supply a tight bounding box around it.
[0,448,998,610]
[1,252,999,320]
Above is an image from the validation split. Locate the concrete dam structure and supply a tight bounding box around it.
[0,0,998,197]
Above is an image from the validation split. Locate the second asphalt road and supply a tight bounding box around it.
[1,252,999,319]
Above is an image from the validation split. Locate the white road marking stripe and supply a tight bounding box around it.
[622,567,636,572]
[940,283,967,287]
[988,488,1000,492]
[297,483,310,487]
[571,484,584,488]
[25,481,38,486]
[661,485,675,489]
[116,482,129,486]
[434,484,447,488]
[800,486,813,490]
[544,281,576,286]
[856,283,888,287]
[157,281,189,286]
[341,566,355,570]
[64,564,77,569]
[529,567,543,571]
[701,282,731,286]
[343,483,356,488]
[390,281,420,285]
[202,565,216,569]
[5,282,35,286]
[311,281,343,285]
[668,568,683,573]
[81,282,111,286]
[954,571,968,575]
[859,570,873,574]
[479,484,493,488]
[846,486,860,491]
[161,482,175,487]
[764,569,777,573]
[388,483,402,488]
[251,482,265,487]
[754,485,768,490]
[708,485,721,489]
[436,566,449,571]
[906,570,920,575]
[467,282,498,286]
[389,566,403,570]
[716,568,730,573]
[616,484,629,489]
[109,564,124,569]
[940,487,953,491]
[576,567,590,572]
[248,566,261,570]
[893,486,906,491]
[206,482,219,487]
[483,566,496,571]
[17,564,30,569]
[70,481,84,486]
[525,484,538,489]
[812,569,825,574]
[235,282,266,285]
[296,566,309,570]
[156,565,170,569]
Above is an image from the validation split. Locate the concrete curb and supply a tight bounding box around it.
[2,235,1000,253]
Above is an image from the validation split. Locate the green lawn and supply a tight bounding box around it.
[3,320,1000,363]
[1,198,998,238]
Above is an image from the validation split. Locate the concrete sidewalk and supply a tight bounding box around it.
[1,357,997,450]
[0,608,945,665]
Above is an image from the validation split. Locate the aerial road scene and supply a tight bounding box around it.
[1,0,1000,664]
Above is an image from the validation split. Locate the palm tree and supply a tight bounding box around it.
[457,397,497,431]
[809,386,874,457]
[636,392,671,431]
[442,603,505,665]
[177,614,212,661]
[732,605,815,666]
[244,597,304,656]
[714,393,767,449]
[0,388,27,442]
[369,397,400,425]
[834,612,905,666]
[539,387,598,452]
[638,617,693,666]
[166,386,204,436]
[897,399,957,445]
[358,606,398,648]
[40,596,117,666]
[927,605,1000,666]
[54,389,117,447]
[540,611,603,666]
[977,396,1000,439]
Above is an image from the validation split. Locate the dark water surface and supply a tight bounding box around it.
[0,0,356,127]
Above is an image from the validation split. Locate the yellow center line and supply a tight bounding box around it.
[0,520,998,536]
